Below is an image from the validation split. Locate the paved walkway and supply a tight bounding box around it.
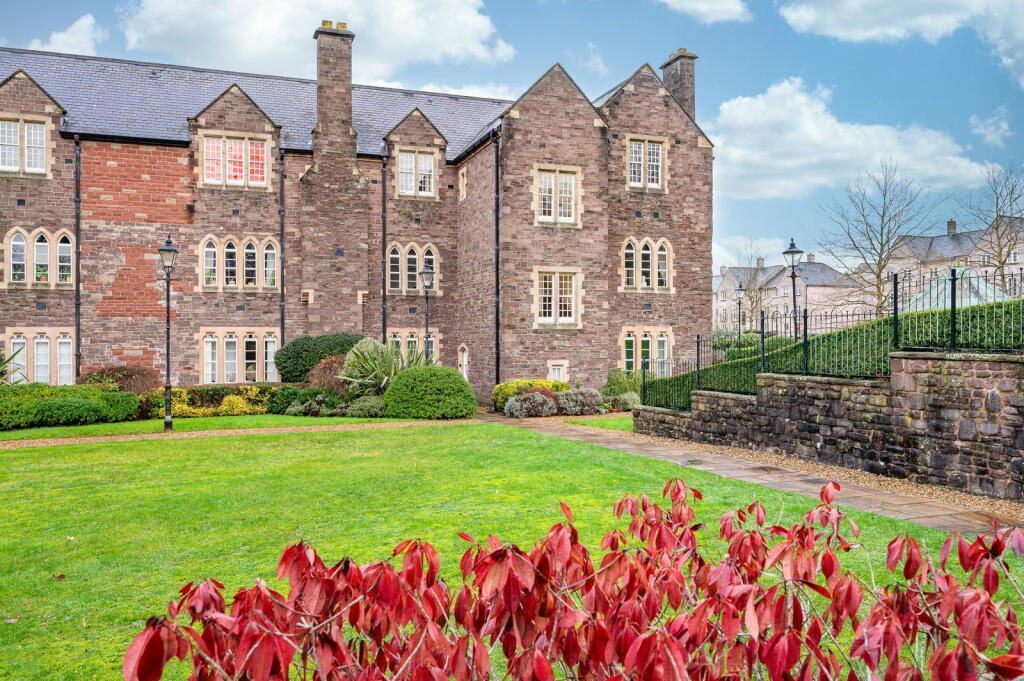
[478,413,1017,534]
[0,419,478,450]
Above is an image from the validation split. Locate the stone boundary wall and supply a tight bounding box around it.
[635,352,1024,499]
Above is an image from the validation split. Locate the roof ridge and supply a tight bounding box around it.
[355,81,513,103]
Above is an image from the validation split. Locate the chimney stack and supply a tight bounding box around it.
[806,253,815,263]
[660,48,698,120]
[313,20,355,156]
[756,257,765,269]
[720,265,726,275]
[947,219,957,236]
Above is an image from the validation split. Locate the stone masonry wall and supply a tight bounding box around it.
[635,352,1024,499]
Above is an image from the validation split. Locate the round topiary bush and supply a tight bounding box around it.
[504,391,558,418]
[609,391,641,412]
[383,366,476,419]
[346,395,386,418]
[274,333,364,382]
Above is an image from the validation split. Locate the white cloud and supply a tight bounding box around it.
[120,0,515,80]
[568,42,608,77]
[655,0,751,22]
[28,14,108,56]
[709,77,994,200]
[778,0,1024,88]
[713,235,787,270]
[419,82,516,99]
[970,105,1012,147]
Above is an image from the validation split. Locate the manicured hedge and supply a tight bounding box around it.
[275,333,364,382]
[0,383,141,430]
[384,366,477,419]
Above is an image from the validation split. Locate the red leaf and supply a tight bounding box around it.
[457,532,475,544]
[559,501,574,524]
[987,654,1024,680]
[532,652,553,681]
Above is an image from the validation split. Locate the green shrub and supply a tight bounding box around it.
[346,395,386,418]
[609,391,640,412]
[601,369,641,397]
[275,333,364,382]
[297,387,342,410]
[266,386,302,414]
[33,398,105,426]
[99,391,141,421]
[557,388,602,416]
[341,338,434,397]
[383,366,476,420]
[504,392,558,418]
[492,379,570,411]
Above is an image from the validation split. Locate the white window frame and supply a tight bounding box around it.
[624,333,635,371]
[535,269,580,326]
[536,168,578,226]
[0,120,18,172]
[57,236,72,284]
[624,242,635,287]
[224,241,238,286]
[224,335,238,383]
[264,335,278,382]
[203,241,218,286]
[201,135,268,189]
[243,242,258,287]
[8,335,27,383]
[263,243,277,288]
[627,138,664,189]
[57,335,73,386]
[243,334,258,382]
[33,234,49,284]
[204,335,218,384]
[33,335,49,385]
[9,232,26,282]
[397,150,435,198]
[388,247,402,290]
[0,119,46,174]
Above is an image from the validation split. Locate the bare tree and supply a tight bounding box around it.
[818,161,935,315]
[959,164,1024,286]
[735,246,769,327]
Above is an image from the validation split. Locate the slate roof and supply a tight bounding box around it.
[0,47,512,160]
[725,262,852,289]
[894,229,985,262]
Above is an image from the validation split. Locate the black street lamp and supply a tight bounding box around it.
[158,235,178,431]
[418,263,435,360]
[735,282,745,339]
[782,238,804,340]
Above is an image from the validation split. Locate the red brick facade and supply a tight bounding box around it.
[0,25,712,399]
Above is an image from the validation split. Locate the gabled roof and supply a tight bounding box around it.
[0,47,509,158]
[895,229,986,262]
[192,83,278,127]
[0,68,65,112]
[385,107,447,144]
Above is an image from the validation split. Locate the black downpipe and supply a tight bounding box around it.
[492,130,501,386]
[73,135,82,378]
[381,155,389,344]
[278,148,286,344]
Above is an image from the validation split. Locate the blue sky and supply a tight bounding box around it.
[3,0,1021,269]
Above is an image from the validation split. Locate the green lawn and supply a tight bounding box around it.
[0,414,415,441]
[0,423,973,680]
[565,415,634,431]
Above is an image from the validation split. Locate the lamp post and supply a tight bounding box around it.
[782,238,804,340]
[418,263,435,360]
[735,282,745,340]
[158,235,178,431]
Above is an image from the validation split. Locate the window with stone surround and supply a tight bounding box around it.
[243,243,258,286]
[397,150,435,198]
[3,229,75,289]
[203,241,218,285]
[534,268,581,327]
[0,118,46,174]
[386,242,441,295]
[626,138,664,190]
[547,360,567,382]
[621,326,672,373]
[201,135,268,188]
[198,328,280,384]
[388,328,442,359]
[458,167,467,201]
[3,328,74,385]
[534,166,580,227]
[263,244,277,287]
[620,238,673,293]
[198,236,278,291]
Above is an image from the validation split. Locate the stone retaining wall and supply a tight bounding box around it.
[635,352,1024,499]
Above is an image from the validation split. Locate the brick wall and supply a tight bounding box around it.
[80,142,192,224]
[635,351,1024,499]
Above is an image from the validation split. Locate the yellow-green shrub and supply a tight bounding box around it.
[217,394,264,416]
[492,379,570,411]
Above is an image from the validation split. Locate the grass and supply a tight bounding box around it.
[565,415,634,431]
[0,414,415,441]
[0,423,983,679]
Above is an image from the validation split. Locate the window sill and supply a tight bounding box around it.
[535,220,581,229]
[386,288,443,297]
[0,169,49,180]
[533,322,581,331]
[198,183,270,192]
[618,285,675,295]
[396,193,438,201]
[626,185,666,194]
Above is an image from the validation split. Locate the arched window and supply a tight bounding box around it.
[34,335,49,384]
[10,233,26,282]
[624,333,635,371]
[458,345,469,380]
[203,335,218,384]
[388,248,401,290]
[57,236,73,284]
[243,243,257,286]
[640,243,652,288]
[422,247,435,290]
[657,243,668,288]
[224,241,237,286]
[263,243,277,287]
[33,234,49,283]
[406,248,418,291]
[203,241,218,285]
[624,242,635,287]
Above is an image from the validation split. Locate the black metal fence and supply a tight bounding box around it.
[642,267,1024,411]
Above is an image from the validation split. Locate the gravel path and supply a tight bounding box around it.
[0,419,479,450]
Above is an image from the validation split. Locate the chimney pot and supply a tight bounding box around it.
[806,253,815,263]
[321,19,332,28]
[947,219,957,236]
[720,265,726,275]
[337,21,347,30]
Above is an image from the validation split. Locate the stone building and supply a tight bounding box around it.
[888,218,1023,280]
[0,23,712,399]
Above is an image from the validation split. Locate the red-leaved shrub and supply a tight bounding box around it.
[81,365,162,393]
[124,480,1024,681]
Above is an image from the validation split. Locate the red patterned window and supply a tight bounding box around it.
[225,140,244,185]
[203,138,223,183]
[248,141,266,185]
